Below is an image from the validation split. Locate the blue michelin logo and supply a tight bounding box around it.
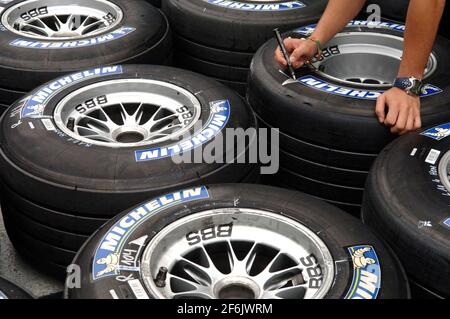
[92,186,210,280]
[205,0,305,11]
[10,26,135,49]
[294,20,405,36]
[135,100,231,162]
[297,76,442,100]
[345,245,381,299]
[421,123,450,141]
[21,66,123,119]
[443,218,450,229]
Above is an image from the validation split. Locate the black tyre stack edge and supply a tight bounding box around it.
[162,0,327,96]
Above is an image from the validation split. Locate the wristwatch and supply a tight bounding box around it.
[393,77,423,96]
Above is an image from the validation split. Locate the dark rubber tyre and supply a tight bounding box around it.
[0,65,257,217]
[66,184,409,299]
[0,277,33,299]
[162,0,327,52]
[0,87,26,107]
[177,51,249,83]
[174,33,254,67]
[249,22,450,154]
[0,0,171,91]
[362,125,450,297]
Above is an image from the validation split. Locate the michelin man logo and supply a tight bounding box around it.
[421,123,450,141]
[210,100,228,114]
[96,253,120,277]
[345,245,381,299]
[24,104,46,118]
[351,247,376,269]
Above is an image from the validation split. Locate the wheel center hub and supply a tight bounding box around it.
[214,277,260,299]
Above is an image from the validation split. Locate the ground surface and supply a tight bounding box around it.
[0,209,63,298]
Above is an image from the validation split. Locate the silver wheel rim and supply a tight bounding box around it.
[438,150,450,192]
[311,32,437,89]
[141,209,335,299]
[1,0,123,40]
[53,79,202,148]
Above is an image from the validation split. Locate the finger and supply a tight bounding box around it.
[284,38,298,54]
[274,47,287,67]
[414,111,422,130]
[290,48,307,69]
[391,105,408,134]
[400,109,415,135]
[375,94,386,123]
[384,104,399,127]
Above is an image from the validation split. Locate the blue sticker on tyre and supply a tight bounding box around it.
[345,245,381,299]
[21,66,123,119]
[135,100,231,162]
[296,75,442,100]
[294,20,405,36]
[10,26,135,49]
[421,123,450,141]
[442,218,450,229]
[92,186,210,280]
[205,0,306,11]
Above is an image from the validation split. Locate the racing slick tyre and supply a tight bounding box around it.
[0,87,26,108]
[362,124,450,298]
[362,1,450,39]
[66,184,410,299]
[146,0,161,8]
[248,21,450,211]
[0,65,258,277]
[0,0,172,93]
[163,0,327,94]
[363,0,408,22]
[0,277,33,299]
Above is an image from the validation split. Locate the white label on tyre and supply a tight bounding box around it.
[410,148,418,156]
[41,118,56,131]
[425,149,441,165]
[10,26,135,49]
[128,280,149,299]
[109,289,119,299]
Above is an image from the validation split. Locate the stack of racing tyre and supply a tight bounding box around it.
[0,64,258,278]
[162,0,327,96]
[363,123,450,298]
[0,0,171,113]
[65,183,410,299]
[248,20,450,214]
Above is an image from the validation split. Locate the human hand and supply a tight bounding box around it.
[375,87,422,135]
[274,38,318,69]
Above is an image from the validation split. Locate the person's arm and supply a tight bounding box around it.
[376,0,446,135]
[275,0,366,69]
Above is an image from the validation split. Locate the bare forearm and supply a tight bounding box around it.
[399,0,446,78]
[311,0,366,44]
